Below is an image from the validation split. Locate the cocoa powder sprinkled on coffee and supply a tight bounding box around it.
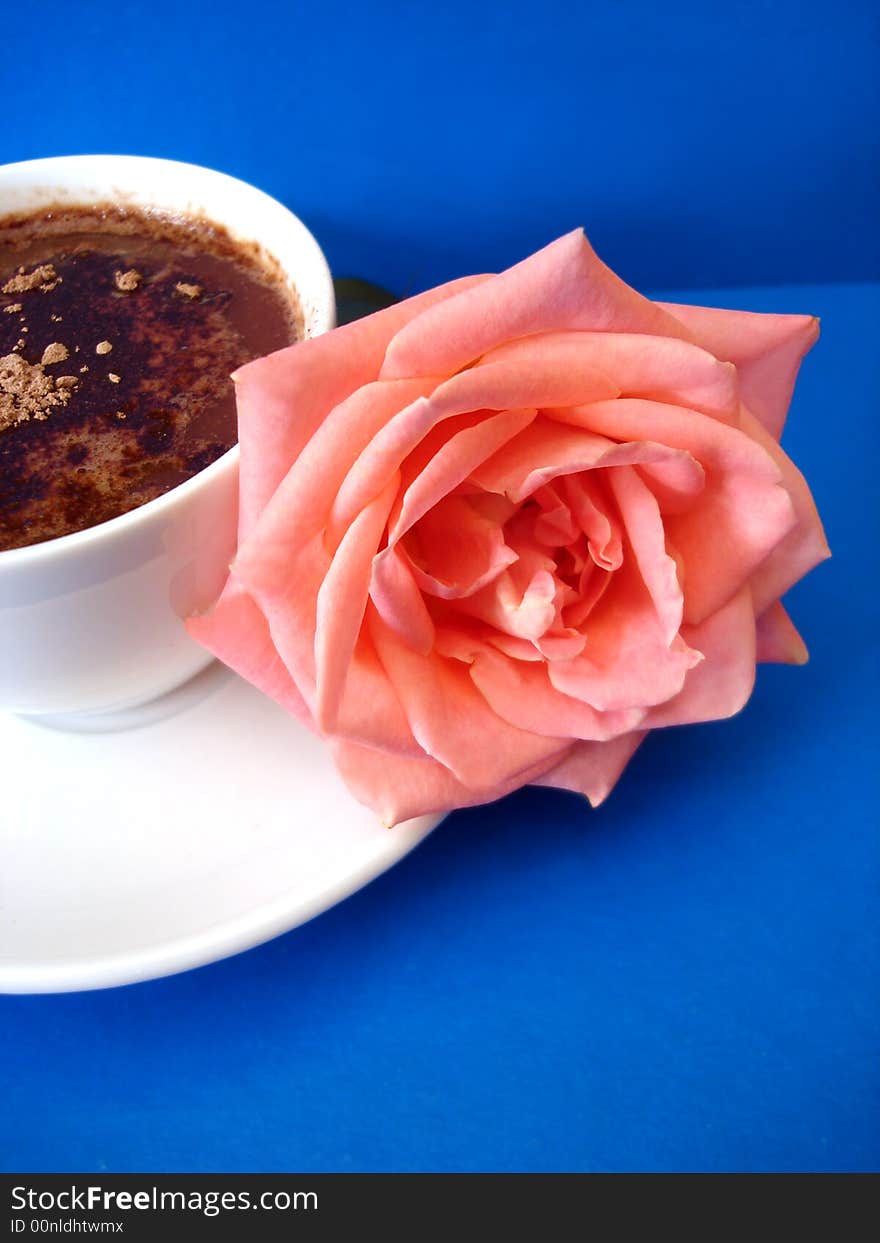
[0,353,77,432]
[41,342,69,366]
[114,268,141,292]
[2,263,60,294]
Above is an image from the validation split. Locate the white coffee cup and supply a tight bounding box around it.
[0,155,335,718]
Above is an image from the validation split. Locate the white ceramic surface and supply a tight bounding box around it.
[0,155,335,716]
[0,665,440,993]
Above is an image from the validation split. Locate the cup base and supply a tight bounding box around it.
[21,661,232,735]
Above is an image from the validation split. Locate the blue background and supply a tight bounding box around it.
[2,0,878,1173]
[2,0,878,295]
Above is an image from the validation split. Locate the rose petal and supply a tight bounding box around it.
[315,474,399,731]
[380,229,690,381]
[532,630,589,660]
[635,457,707,514]
[390,406,538,543]
[368,608,569,788]
[501,503,564,570]
[328,636,428,758]
[471,414,704,504]
[658,301,819,440]
[458,566,559,641]
[186,579,314,728]
[234,273,489,535]
[554,399,797,623]
[561,475,623,570]
[231,531,325,706]
[532,484,579,546]
[234,535,423,759]
[533,731,647,807]
[485,633,546,662]
[330,738,476,825]
[453,521,570,642]
[482,331,739,422]
[331,736,568,826]
[548,560,702,712]
[403,494,519,599]
[235,377,438,592]
[232,376,444,757]
[466,492,520,526]
[755,600,809,665]
[329,397,539,546]
[737,407,831,614]
[369,544,437,654]
[428,354,619,416]
[643,587,756,727]
[606,465,683,644]
[562,563,613,629]
[460,640,643,741]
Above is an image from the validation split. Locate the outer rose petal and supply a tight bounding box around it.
[737,407,830,614]
[380,229,691,382]
[186,580,314,728]
[235,535,424,760]
[234,273,489,536]
[325,636,428,759]
[234,377,438,596]
[534,732,647,807]
[483,331,740,422]
[755,601,809,665]
[330,739,478,825]
[643,587,756,728]
[428,355,619,417]
[658,300,819,440]
[331,737,570,826]
[315,474,399,731]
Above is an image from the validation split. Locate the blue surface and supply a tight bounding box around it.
[2,1,879,1174]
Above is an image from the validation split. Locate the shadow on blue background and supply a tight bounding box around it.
[1,0,878,1174]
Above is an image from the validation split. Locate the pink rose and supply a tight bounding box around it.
[188,230,829,824]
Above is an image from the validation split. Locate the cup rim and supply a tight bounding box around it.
[0,153,335,568]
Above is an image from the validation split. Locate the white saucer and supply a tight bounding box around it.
[0,664,439,993]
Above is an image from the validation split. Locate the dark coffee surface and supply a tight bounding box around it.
[0,205,300,551]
